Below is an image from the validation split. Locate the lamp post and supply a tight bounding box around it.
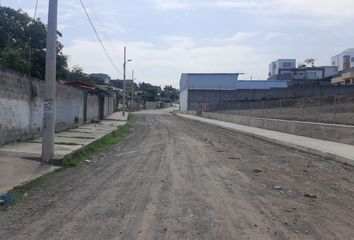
[122,46,132,116]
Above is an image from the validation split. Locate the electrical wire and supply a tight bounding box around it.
[34,0,39,20]
[79,0,124,76]
[85,0,124,69]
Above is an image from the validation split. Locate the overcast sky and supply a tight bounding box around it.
[3,0,354,87]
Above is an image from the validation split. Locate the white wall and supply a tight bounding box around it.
[180,90,188,112]
[332,49,354,71]
[269,59,296,77]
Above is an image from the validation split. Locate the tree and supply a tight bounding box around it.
[66,66,90,82]
[138,82,161,102]
[0,47,30,73]
[163,85,179,102]
[305,59,316,67]
[0,6,74,80]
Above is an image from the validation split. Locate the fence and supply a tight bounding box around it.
[214,94,354,126]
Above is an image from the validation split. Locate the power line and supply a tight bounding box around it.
[34,0,39,20]
[85,0,124,68]
[79,0,123,76]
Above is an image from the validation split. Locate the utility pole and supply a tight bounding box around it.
[42,0,58,162]
[122,47,132,116]
[122,47,126,116]
[131,70,134,112]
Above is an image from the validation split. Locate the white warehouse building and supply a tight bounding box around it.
[179,73,288,112]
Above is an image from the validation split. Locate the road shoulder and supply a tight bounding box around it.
[176,112,354,166]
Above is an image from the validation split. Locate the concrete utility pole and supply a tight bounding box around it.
[42,0,58,162]
[131,70,134,111]
[122,47,132,116]
[123,47,126,116]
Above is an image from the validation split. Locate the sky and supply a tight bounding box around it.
[2,0,354,88]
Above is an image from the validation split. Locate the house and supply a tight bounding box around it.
[268,59,338,85]
[331,67,354,85]
[332,49,354,71]
[269,59,296,78]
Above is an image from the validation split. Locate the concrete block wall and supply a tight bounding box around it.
[87,93,99,122]
[56,84,85,131]
[103,96,114,118]
[187,86,354,111]
[0,69,33,144]
[0,67,115,145]
[200,112,354,146]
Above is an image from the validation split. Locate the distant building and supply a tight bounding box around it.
[179,73,288,112]
[269,59,296,78]
[268,59,338,85]
[332,67,354,85]
[332,48,354,71]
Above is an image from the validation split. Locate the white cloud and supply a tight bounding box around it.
[205,1,258,9]
[161,35,195,48]
[209,32,259,44]
[64,37,272,88]
[152,0,191,10]
[152,0,354,26]
[229,32,259,42]
[264,32,282,42]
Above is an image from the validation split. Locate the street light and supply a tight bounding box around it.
[122,46,132,116]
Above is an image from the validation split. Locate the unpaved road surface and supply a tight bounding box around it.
[1,111,354,240]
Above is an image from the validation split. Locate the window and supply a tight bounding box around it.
[283,62,292,68]
[307,72,317,79]
[351,57,354,62]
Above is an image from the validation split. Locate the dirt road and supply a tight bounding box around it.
[1,111,354,240]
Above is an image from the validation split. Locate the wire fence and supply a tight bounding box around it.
[215,95,354,126]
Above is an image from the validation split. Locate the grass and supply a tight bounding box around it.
[0,115,134,211]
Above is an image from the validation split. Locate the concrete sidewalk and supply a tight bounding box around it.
[0,112,128,195]
[177,113,354,166]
